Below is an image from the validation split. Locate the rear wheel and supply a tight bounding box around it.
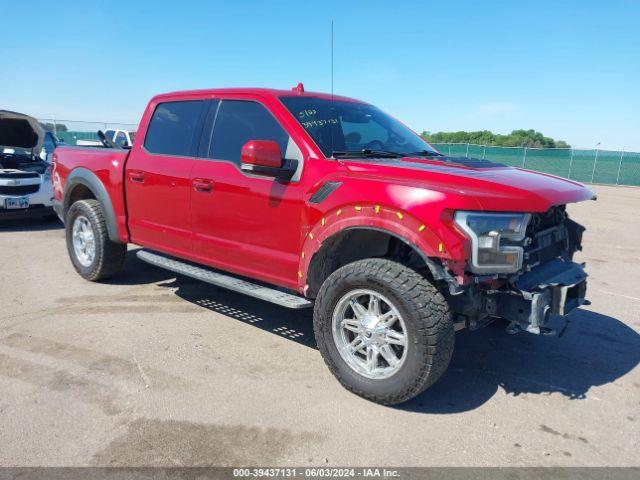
[65,199,126,281]
[313,258,454,405]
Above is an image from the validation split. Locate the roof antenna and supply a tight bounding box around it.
[331,20,334,101]
[330,19,336,157]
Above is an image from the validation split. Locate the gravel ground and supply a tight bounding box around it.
[0,184,638,467]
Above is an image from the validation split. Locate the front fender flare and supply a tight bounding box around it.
[298,204,450,291]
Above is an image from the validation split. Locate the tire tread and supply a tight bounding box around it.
[314,258,454,405]
[66,199,126,281]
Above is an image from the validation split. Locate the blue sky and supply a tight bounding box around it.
[2,0,639,150]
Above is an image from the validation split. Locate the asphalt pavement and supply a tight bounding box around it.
[0,185,638,466]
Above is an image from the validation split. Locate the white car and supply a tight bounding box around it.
[76,129,136,147]
[0,110,55,219]
[104,129,136,148]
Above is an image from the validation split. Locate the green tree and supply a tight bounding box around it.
[421,129,570,148]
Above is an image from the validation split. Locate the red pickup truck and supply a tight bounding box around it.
[52,84,594,405]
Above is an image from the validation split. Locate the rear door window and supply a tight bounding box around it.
[208,100,290,166]
[144,100,204,156]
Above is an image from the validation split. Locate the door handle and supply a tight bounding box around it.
[193,178,214,193]
[128,171,145,183]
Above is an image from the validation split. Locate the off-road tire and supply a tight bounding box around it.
[314,258,454,405]
[65,199,126,281]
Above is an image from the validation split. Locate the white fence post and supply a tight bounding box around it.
[482,144,486,160]
[465,143,469,158]
[616,148,625,185]
[591,147,600,183]
[522,147,528,168]
[567,148,575,179]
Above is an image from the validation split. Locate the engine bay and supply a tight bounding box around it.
[0,151,48,174]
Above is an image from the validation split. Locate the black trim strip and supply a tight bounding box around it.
[199,99,221,159]
[309,181,342,204]
[191,99,215,158]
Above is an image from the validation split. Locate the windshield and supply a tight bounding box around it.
[279,96,437,158]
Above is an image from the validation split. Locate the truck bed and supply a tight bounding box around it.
[52,146,130,241]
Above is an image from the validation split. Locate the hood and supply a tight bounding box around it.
[343,156,596,212]
[0,110,44,151]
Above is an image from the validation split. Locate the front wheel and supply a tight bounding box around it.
[65,199,127,281]
[313,258,454,405]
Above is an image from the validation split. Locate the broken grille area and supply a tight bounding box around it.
[523,205,571,270]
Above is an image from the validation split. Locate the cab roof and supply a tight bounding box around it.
[152,85,365,104]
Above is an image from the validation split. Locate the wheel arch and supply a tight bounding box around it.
[304,225,453,299]
[63,167,121,243]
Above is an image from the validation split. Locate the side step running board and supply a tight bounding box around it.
[136,250,313,309]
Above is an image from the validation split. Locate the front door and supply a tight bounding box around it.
[125,99,206,256]
[190,99,305,289]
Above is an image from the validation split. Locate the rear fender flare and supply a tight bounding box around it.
[63,167,121,243]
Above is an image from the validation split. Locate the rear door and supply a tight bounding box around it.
[189,98,306,289]
[125,99,207,256]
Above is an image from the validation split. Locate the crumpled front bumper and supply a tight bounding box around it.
[483,259,588,334]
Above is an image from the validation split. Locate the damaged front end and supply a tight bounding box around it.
[449,206,589,335]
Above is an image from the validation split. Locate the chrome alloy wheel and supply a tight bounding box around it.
[332,289,408,380]
[72,215,96,267]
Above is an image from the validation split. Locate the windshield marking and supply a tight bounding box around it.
[280,96,437,158]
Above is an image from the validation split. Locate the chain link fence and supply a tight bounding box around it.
[430,143,640,187]
[38,118,138,146]
[35,119,638,187]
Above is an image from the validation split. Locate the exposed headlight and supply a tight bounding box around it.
[454,211,531,274]
[43,166,52,182]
